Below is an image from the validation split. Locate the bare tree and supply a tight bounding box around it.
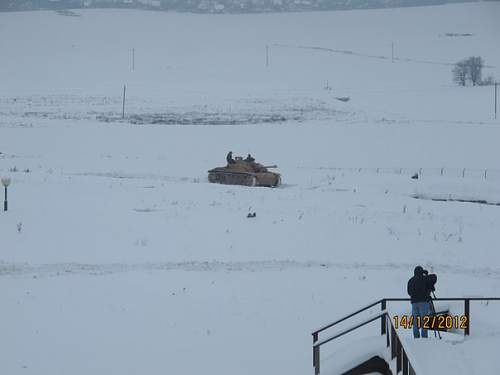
[452,56,485,86]
[466,56,484,86]
[452,59,467,86]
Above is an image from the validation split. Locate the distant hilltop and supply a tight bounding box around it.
[0,0,495,13]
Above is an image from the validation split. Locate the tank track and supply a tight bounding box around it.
[208,171,257,186]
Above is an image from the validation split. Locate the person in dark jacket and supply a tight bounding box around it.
[407,266,436,338]
[226,151,235,165]
[245,154,255,162]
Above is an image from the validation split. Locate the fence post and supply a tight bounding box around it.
[464,299,470,336]
[122,84,126,119]
[462,168,466,178]
[441,167,444,176]
[484,169,488,180]
[381,300,387,335]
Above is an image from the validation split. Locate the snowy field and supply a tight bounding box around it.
[1,3,500,375]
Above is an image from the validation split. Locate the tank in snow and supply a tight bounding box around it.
[208,158,281,187]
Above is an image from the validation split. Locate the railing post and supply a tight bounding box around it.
[396,336,402,373]
[381,299,387,335]
[312,333,318,366]
[391,325,397,359]
[464,299,470,336]
[403,351,409,375]
[313,346,320,375]
[386,317,390,348]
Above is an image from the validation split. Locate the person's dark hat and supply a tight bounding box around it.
[414,265,425,276]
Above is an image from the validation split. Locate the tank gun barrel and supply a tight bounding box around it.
[263,165,278,169]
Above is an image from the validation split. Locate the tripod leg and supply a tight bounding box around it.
[430,300,441,339]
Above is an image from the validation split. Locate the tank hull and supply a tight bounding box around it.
[208,159,281,187]
[208,169,281,187]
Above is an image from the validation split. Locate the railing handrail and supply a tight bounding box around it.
[312,310,416,375]
[386,311,419,375]
[312,297,500,338]
[312,298,384,336]
[312,296,500,374]
[314,310,387,348]
[384,297,500,301]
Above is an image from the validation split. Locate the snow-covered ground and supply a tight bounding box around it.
[1,3,500,374]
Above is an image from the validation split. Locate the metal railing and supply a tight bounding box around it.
[389,315,417,375]
[312,297,500,374]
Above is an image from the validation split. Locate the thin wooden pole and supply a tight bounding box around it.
[266,45,269,67]
[122,85,126,119]
[495,82,497,120]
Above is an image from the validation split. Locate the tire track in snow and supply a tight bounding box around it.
[0,260,498,279]
[70,171,202,184]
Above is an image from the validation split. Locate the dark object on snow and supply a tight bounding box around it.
[247,212,256,218]
[407,266,437,303]
[226,151,235,165]
[411,173,419,180]
[335,96,350,102]
[209,155,281,187]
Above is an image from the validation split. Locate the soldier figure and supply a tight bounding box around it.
[245,154,255,162]
[226,151,236,165]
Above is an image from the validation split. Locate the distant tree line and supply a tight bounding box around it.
[0,0,493,13]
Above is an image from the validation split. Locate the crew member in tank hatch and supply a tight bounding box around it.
[226,151,236,165]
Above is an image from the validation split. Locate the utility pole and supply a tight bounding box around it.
[266,45,269,68]
[122,85,126,119]
[132,48,135,71]
[391,42,394,63]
